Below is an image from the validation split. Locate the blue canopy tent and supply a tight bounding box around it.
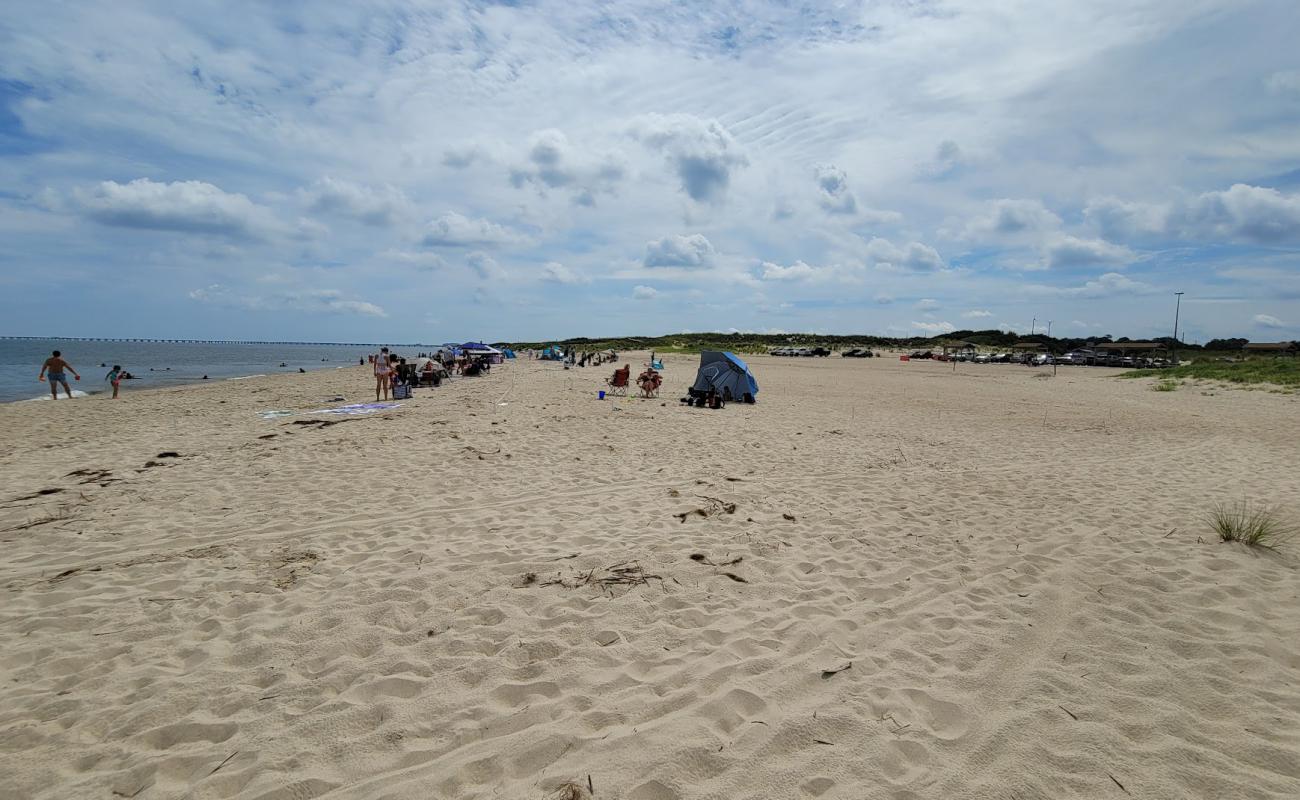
[540,346,564,361]
[461,341,504,364]
[691,351,758,402]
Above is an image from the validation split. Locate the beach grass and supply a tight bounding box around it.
[1207,501,1294,549]
[1122,359,1300,389]
[1152,378,1179,392]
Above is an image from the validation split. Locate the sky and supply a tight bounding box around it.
[1,0,1299,344]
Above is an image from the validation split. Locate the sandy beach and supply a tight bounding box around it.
[1,353,1297,799]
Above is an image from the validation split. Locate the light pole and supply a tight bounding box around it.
[1031,317,1036,335]
[1172,292,1184,366]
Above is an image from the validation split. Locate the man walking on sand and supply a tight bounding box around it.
[39,350,80,399]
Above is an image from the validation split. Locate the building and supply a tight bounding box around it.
[1242,341,1298,357]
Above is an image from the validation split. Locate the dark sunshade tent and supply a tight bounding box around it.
[691,351,758,401]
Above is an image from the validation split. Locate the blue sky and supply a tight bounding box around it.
[1,0,1298,343]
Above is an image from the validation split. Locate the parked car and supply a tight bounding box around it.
[842,348,873,358]
[810,347,831,357]
[908,350,933,359]
[973,353,991,364]
[1033,353,1054,366]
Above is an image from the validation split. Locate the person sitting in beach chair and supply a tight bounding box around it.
[637,366,662,398]
[606,365,630,396]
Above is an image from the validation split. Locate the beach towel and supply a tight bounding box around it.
[309,402,402,416]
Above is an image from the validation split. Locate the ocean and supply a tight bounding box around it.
[0,339,417,403]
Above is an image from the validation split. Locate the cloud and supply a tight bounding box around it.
[1086,185,1300,244]
[644,233,715,268]
[377,249,447,271]
[760,260,818,281]
[965,198,1062,237]
[629,113,747,202]
[925,139,965,178]
[814,164,857,215]
[467,251,506,281]
[302,177,410,227]
[189,285,386,316]
[1083,197,1169,240]
[1178,184,1300,244]
[442,144,483,168]
[509,129,624,205]
[911,320,955,333]
[865,238,944,272]
[540,261,586,284]
[1059,272,1155,298]
[915,298,941,311]
[72,179,279,240]
[632,285,659,300]
[1252,313,1288,329]
[873,295,894,305]
[421,212,520,248]
[1266,71,1300,95]
[1044,235,1134,268]
[962,309,993,319]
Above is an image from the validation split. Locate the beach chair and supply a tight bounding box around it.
[606,367,630,396]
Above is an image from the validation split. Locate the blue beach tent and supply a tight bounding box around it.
[691,351,758,401]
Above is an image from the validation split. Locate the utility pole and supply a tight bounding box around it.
[1172,292,1184,366]
[1031,317,1036,335]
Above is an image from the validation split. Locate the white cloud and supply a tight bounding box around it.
[421,212,520,248]
[962,309,993,319]
[865,238,944,272]
[911,320,955,333]
[467,251,506,281]
[965,198,1062,237]
[1252,314,1288,329]
[1086,185,1300,245]
[644,233,715,268]
[509,129,625,205]
[540,261,586,284]
[189,285,386,316]
[378,249,447,271]
[302,177,411,227]
[915,298,941,311]
[72,179,279,240]
[814,164,857,215]
[629,113,748,203]
[1083,196,1169,240]
[1060,272,1155,298]
[873,295,895,305]
[632,285,659,300]
[1044,235,1134,268]
[1178,184,1300,244]
[760,260,819,281]
[1266,71,1300,95]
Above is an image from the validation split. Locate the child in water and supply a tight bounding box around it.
[105,365,124,399]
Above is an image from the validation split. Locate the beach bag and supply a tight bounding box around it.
[392,384,411,399]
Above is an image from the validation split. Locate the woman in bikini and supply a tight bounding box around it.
[373,347,392,401]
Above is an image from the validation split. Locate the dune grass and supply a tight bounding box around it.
[1152,378,1179,392]
[1207,501,1294,550]
[1122,359,1300,389]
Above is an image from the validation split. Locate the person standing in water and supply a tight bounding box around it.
[105,365,124,399]
[39,350,81,399]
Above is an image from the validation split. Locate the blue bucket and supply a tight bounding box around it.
[598,390,606,399]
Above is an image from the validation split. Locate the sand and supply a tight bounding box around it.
[1,353,1297,799]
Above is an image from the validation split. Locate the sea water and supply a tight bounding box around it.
[0,339,412,403]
